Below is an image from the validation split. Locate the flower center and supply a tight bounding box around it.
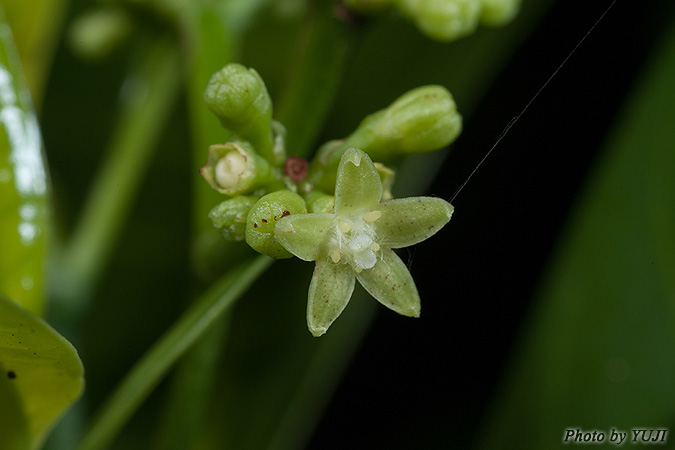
[329,210,382,272]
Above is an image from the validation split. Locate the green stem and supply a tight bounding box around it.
[152,313,231,450]
[51,37,181,311]
[78,255,273,450]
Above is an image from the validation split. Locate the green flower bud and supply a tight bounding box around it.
[347,85,462,159]
[479,0,521,26]
[209,196,259,241]
[396,0,481,41]
[246,190,307,259]
[204,64,276,163]
[306,86,460,192]
[200,141,280,196]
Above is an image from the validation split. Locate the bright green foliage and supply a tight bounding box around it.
[275,147,453,336]
[0,12,49,317]
[246,190,308,259]
[203,63,280,164]
[0,295,84,450]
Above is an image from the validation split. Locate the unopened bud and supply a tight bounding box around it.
[209,196,259,241]
[204,64,276,163]
[396,0,481,42]
[246,191,307,259]
[346,85,462,160]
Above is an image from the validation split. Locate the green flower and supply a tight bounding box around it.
[275,147,453,337]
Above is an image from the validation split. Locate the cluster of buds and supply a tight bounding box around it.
[344,0,521,41]
[202,63,462,335]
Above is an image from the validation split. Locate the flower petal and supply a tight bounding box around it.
[275,213,334,261]
[334,147,383,214]
[373,197,453,248]
[307,259,355,337]
[356,248,420,317]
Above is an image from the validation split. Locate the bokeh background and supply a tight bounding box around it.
[3,0,674,448]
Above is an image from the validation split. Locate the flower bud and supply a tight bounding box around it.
[209,196,259,241]
[396,0,481,42]
[479,0,521,26]
[200,141,279,196]
[346,85,462,160]
[246,191,307,259]
[204,64,276,163]
[306,86,460,193]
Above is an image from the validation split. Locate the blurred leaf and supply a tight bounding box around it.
[78,256,272,450]
[0,11,50,316]
[0,0,68,107]
[479,12,675,450]
[274,2,353,158]
[0,294,84,450]
[52,37,181,309]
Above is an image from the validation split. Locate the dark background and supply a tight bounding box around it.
[309,1,675,448]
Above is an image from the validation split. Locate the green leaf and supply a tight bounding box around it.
[307,259,356,337]
[53,37,181,308]
[0,12,49,317]
[374,197,454,248]
[479,12,675,450]
[356,248,420,317]
[0,295,84,450]
[0,0,68,107]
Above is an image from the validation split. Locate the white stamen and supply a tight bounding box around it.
[215,152,247,188]
[330,249,341,263]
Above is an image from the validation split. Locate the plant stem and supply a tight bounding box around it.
[78,255,273,450]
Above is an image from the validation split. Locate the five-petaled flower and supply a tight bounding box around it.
[275,147,453,336]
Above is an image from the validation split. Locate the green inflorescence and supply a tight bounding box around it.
[345,0,521,41]
[201,61,469,335]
